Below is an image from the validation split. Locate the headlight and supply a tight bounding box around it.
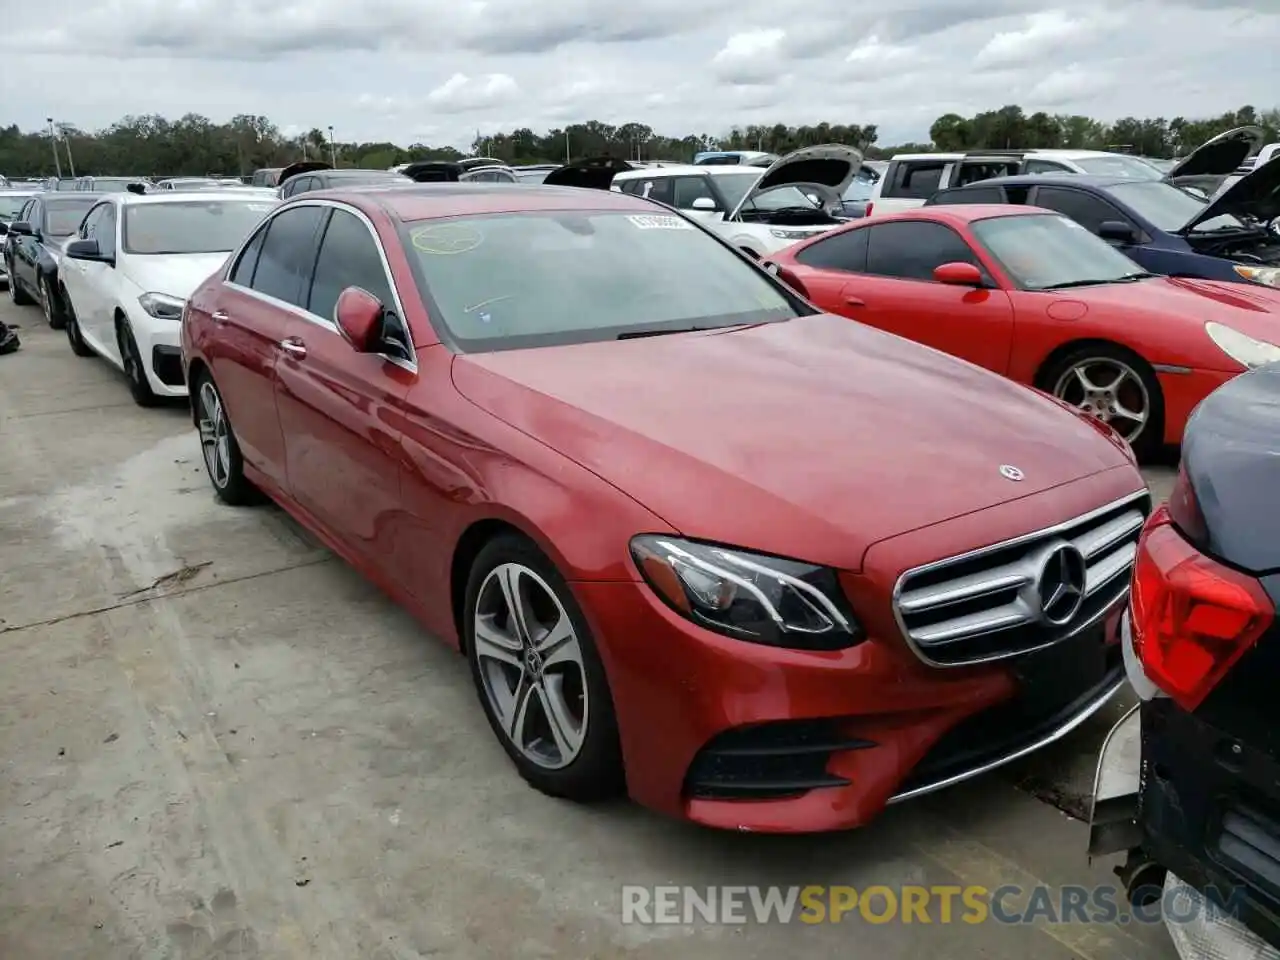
[769,228,812,240]
[138,292,186,321]
[1204,321,1280,368]
[1233,265,1280,287]
[629,536,863,650]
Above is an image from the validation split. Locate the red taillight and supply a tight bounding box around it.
[1129,505,1273,711]
[864,202,874,217]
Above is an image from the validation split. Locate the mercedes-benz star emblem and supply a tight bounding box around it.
[999,464,1025,481]
[1036,544,1087,626]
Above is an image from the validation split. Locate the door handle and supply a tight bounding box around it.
[843,295,865,307]
[279,337,307,358]
[211,309,229,322]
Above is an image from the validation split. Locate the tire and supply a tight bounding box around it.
[8,267,33,306]
[40,276,65,329]
[464,533,624,802]
[1040,343,1164,461]
[191,369,262,506]
[117,317,159,407]
[63,287,95,357]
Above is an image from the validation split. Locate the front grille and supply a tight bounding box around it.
[893,490,1149,666]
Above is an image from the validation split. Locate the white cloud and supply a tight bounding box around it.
[3,0,1279,150]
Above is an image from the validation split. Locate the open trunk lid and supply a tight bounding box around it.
[277,160,331,185]
[1167,125,1264,180]
[542,156,635,190]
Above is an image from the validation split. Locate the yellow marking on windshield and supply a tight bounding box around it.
[410,222,484,255]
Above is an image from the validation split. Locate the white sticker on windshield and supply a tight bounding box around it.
[626,214,693,230]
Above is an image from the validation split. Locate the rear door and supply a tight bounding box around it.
[839,219,1016,373]
[274,205,413,575]
[210,204,327,489]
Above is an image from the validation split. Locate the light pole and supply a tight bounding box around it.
[60,124,76,178]
[328,125,336,166]
[46,117,62,179]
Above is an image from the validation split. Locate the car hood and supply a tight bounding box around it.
[123,252,233,300]
[1036,277,1280,360]
[451,313,1131,572]
[1167,125,1263,180]
[1179,152,1280,233]
[542,157,636,190]
[1183,361,1280,574]
[278,160,332,185]
[727,144,864,220]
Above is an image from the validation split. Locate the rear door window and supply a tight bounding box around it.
[886,161,946,199]
[931,186,1006,204]
[249,205,326,306]
[794,228,869,273]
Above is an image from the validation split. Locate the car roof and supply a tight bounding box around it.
[293,182,664,221]
[945,173,1135,189]
[613,163,762,180]
[114,190,279,206]
[877,204,1052,226]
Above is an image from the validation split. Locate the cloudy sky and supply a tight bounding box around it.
[3,0,1279,149]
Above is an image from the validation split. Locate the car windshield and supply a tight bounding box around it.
[843,178,875,201]
[709,172,764,210]
[515,170,551,183]
[1104,180,1246,232]
[971,213,1151,290]
[399,210,801,351]
[123,199,277,254]
[0,195,30,220]
[1073,156,1164,179]
[45,199,100,236]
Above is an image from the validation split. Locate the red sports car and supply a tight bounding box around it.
[765,205,1280,458]
[181,183,1147,833]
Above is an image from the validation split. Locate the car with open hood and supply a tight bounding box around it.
[608,144,862,256]
[179,179,1148,833]
[927,164,1280,289]
[764,204,1280,459]
[3,191,106,326]
[1163,125,1264,199]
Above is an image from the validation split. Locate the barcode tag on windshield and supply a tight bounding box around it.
[626,214,693,230]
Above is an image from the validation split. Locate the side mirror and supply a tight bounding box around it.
[690,197,717,211]
[8,221,33,237]
[933,261,984,286]
[335,286,383,351]
[65,238,110,264]
[1099,220,1138,244]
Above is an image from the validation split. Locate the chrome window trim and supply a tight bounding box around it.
[890,488,1151,668]
[220,197,417,372]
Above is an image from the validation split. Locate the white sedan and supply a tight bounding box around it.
[58,191,278,404]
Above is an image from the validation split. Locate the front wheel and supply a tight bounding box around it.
[464,534,624,802]
[117,319,158,407]
[1042,344,1164,461]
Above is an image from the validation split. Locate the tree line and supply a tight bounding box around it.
[1,105,1275,179]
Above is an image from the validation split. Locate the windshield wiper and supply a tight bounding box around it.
[1115,272,1160,281]
[1038,279,1110,290]
[617,327,707,339]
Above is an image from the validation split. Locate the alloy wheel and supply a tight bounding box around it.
[473,562,589,770]
[1052,358,1150,442]
[40,281,52,325]
[198,381,231,489]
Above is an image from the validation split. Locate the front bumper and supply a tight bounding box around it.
[130,313,187,397]
[576,579,1125,833]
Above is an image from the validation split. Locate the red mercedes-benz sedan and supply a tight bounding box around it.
[180,182,1148,833]
[765,205,1280,460]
